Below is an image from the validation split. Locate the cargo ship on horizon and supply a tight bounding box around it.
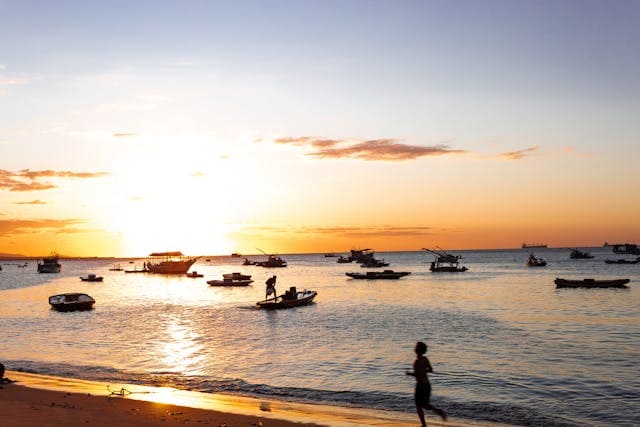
[522,243,547,249]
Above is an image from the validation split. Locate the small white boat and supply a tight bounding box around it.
[49,293,95,312]
[207,278,254,287]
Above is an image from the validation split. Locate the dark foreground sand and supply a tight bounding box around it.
[0,371,507,426]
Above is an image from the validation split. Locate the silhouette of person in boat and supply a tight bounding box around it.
[265,275,277,300]
[406,341,447,426]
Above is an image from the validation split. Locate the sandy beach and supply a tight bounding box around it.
[0,371,508,427]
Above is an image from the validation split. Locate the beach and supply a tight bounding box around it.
[0,371,478,427]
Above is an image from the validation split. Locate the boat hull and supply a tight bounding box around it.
[346,271,411,280]
[207,279,253,287]
[49,293,95,312]
[146,258,197,274]
[554,278,630,289]
[256,290,317,309]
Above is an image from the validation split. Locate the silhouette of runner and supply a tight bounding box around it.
[406,341,447,426]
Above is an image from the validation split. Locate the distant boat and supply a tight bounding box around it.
[570,249,594,259]
[145,251,197,274]
[336,256,352,263]
[242,257,256,265]
[423,248,468,272]
[522,243,547,249]
[345,270,411,280]
[360,258,389,268]
[604,258,640,265]
[611,243,640,255]
[256,287,317,309]
[108,264,124,271]
[207,278,253,287]
[554,278,630,289]
[324,253,339,257]
[80,274,103,282]
[222,272,252,280]
[526,253,547,267]
[37,254,61,273]
[231,253,242,257]
[49,293,95,312]
[185,271,203,278]
[255,255,287,268]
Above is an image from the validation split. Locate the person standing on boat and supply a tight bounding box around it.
[406,341,447,426]
[265,275,277,300]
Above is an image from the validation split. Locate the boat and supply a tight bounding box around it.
[222,272,252,280]
[37,254,61,273]
[207,278,254,286]
[80,274,103,282]
[604,258,640,264]
[324,252,339,257]
[526,253,547,267]
[255,255,287,268]
[108,264,124,271]
[611,243,640,255]
[242,257,256,265]
[185,271,203,278]
[124,267,147,273]
[256,287,317,309]
[360,258,389,268]
[522,243,547,249]
[231,252,242,257]
[144,251,197,274]
[554,278,630,289]
[336,256,352,263]
[48,293,95,312]
[345,270,411,280]
[570,249,594,259]
[423,248,468,272]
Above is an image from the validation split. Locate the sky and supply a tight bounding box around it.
[1,0,639,257]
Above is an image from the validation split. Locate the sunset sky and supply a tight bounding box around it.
[1,1,639,257]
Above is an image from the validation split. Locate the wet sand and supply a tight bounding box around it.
[1,371,508,426]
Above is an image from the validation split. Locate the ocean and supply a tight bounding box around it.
[1,248,638,426]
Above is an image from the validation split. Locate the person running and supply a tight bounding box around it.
[265,275,277,300]
[406,341,447,426]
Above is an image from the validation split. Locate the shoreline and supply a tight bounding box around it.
[2,371,513,426]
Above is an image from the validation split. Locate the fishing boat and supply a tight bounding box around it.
[570,249,594,259]
[526,253,547,267]
[604,258,640,265]
[554,278,630,289]
[242,257,256,265]
[222,272,252,280]
[144,251,197,274]
[336,256,352,263]
[611,243,640,255]
[423,248,468,272]
[256,287,317,309]
[345,270,411,280]
[522,243,547,249]
[255,255,287,268]
[231,252,242,257]
[80,274,103,282]
[49,293,95,312]
[37,254,61,273]
[207,278,253,286]
[185,271,203,278]
[360,258,389,268]
[324,252,339,257]
[124,267,147,273]
[108,264,124,271]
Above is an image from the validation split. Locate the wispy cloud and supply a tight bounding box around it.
[113,132,137,138]
[13,200,47,205]
[234,225,434,238]
[0,218,84,235]
[0,169,110,192]
[192,172,207,177]
[273,136,466,161]
[498,146,538,160]
[0,78,28,86]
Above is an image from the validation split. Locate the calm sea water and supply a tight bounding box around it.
[1,248,638,426]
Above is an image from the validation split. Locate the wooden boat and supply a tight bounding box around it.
[37,254,61,273]
[207,278,253,287]
[345,270,411,280]
[242,258,256,265]
[231,252,242,257]
[185,271,203,278]
[222,272,252,280]
[145,251,197,274]
[360,258,389,268]
[255,255,287,268]
[423,248,468,272]
[49,293,95,312]
[570,249,594,259]
[526,253,547,267]
[554,278,630,289]
[611,243,640,255]
[80,274,103,282]
[256,287,317,309]
[604,258,640,264]
[336,256,352,263]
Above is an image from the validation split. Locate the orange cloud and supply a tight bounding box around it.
[13,200,47,205]
[498,146,538,160]
[0,169,109,192]
[0,218,84,235]
[274,136,466,161]
[113,133,137,138]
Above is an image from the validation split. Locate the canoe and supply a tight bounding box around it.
[554,278,630,289]
[257,288,317,309]
[345,270,411,280]
[49,293,95,312]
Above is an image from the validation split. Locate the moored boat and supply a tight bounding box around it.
[185,271,203,278]
[611,243,640,255]
[554,278,630,289]
[49,293,95,311]
[144,251,197,274]
[256,255,287,268]
[526,253,547,267]
[37,254,61,273]
[604,258,640,265]
[570,249,594,259]
[345,270,411,280]
[80,274,103,282]
[222,272,252,280]
[423,248,468,272]
[256,287,317,309]
[207,278,254,286]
